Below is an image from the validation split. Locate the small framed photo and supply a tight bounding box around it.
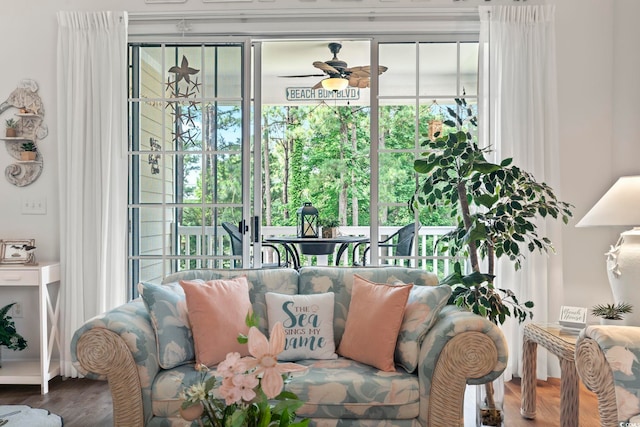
[0,239,36,264]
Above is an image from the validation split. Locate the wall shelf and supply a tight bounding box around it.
[0,137,32,142]
[1,80,47,187]
[3,139,43,186]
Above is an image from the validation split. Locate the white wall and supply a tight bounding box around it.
[555,0,617,317]
[0,0,633,365]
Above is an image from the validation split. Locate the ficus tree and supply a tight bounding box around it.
[412,98,573,424]
[412,98,574,325]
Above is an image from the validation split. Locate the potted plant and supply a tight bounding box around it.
[412,97,573,426]
[0,302,28,367]
[21,141,37,161]
[319,217,340,238]
[5,118,18,137]
[591,302,633,325]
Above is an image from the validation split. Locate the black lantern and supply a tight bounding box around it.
[297,202,319,238]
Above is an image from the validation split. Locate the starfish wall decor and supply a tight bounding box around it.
[166,55,202,148]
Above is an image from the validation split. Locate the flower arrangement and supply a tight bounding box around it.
[0,303,28,351]
[180,314,309,427]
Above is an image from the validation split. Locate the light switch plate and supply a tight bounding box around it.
[21,197,47,215]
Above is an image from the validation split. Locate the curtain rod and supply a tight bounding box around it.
[128,7,482,23]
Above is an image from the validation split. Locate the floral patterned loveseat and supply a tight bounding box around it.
[71,266,507,427]
[575,325,640,425]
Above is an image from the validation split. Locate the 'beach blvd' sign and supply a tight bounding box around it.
[286,87,360,101]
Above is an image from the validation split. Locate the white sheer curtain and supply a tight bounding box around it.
[479,5,563,380]
[57,11,129,377]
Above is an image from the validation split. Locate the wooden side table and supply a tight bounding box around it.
[521,323,580,427]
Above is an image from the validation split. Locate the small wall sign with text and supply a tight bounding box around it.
[559,305,587,329]
[286,87,360,101]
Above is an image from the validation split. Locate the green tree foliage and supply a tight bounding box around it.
[180,101,456,231]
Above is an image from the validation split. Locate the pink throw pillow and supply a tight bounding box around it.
[180,277,252,367]
[337,274,412,372]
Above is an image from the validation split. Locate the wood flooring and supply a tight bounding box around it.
[0,376,601,426]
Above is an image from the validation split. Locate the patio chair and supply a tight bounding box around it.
[222,222,283,268]
[356,222,420,266]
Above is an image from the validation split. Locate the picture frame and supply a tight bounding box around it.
[558,305,588,330]
[0,239,36,264]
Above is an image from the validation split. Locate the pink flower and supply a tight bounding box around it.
[218,371,260,405]
[233,373,259,402]
[217,352,244,378]
[219,376,242,405]
[242,322,307,399]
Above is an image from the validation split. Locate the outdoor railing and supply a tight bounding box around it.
[177,224,458,279]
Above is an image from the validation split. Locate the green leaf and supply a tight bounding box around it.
[414,159,435,174]
[461,271,494,287]
[477,305,487,317]
[475,194,498,208]
[229,409,248,427]
[473,161,501,174]
[500,158,513,167]
[440,271,464,287]
[245,310,260,328]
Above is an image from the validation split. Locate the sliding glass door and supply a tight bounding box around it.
[128,41,251,290]
[126,36,479,292]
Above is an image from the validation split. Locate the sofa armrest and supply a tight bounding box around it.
[71,300,159,427]
[417,305,508,427]
[576,325,640,426]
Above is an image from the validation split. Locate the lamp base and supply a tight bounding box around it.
[606,228,640,326]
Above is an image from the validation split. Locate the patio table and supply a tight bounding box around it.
[263,235,369,269]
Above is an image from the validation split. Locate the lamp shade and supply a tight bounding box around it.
[321,77,349,92]
[576,176,640,227]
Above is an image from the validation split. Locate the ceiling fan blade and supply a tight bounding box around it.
[346,65,370,76]
[312,80,324,90]
[347,69,371,79]
[313,61,339,74]
[279,74,326,78]
[347,65,388,76]
[348,76,369,88]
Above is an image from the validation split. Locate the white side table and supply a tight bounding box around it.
[0,262,61,394]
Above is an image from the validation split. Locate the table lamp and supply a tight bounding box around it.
[576,175,640,325]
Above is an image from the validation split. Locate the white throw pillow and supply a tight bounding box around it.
[265,292,338,361]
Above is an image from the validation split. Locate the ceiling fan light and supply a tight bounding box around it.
[322,77,349,92]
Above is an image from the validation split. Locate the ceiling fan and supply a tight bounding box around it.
[281,42,388,90]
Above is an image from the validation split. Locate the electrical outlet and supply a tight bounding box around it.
[10,302,23,318]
